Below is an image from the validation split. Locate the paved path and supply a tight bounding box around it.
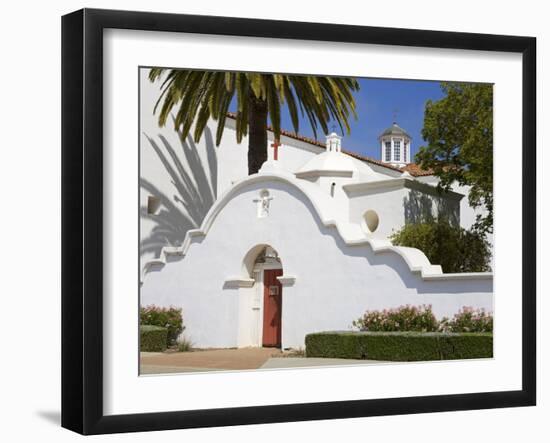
[140,364,220,374]
[140,347,281,373]
[140,348,382,374]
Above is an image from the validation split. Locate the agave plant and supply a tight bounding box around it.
[149,69,360,174]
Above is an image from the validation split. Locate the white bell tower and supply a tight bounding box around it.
[379,122,412,167]
[326,131,342,153]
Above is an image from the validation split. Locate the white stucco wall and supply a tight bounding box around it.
[140,175,492,349]
[346,181,461,239]
[347,187,408,238]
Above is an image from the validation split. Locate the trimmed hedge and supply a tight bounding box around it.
[140,325,168,352]
[305,331,493,361]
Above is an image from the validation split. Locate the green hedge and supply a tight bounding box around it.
[140,325,168,352]
[140,305,184,345]
[305,331,493,361]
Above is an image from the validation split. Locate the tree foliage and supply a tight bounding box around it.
[390,220,491,273]
[415,82,493,234]
[149,69,360,174]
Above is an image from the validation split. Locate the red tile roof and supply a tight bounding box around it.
[399,163,435,177]
[225,113,434,177]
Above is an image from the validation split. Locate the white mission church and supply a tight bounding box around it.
[139,71,493,350]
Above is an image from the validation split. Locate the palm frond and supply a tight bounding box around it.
[149,68,360,167]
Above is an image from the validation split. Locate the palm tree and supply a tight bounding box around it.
[149,69,360,174]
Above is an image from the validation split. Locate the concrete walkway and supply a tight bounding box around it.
[260,357,381,369]
[140,348,381,374]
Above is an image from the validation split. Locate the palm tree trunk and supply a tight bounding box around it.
[247,96,268,175]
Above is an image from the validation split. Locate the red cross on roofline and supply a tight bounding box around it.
[271,139,282,161]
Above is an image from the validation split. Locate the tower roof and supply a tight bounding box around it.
[379,122,411,139]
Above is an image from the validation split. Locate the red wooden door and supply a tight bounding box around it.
[262,269,283,347]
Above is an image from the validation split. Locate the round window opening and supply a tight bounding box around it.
[363,210,379,233]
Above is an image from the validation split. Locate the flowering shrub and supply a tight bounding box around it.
[352,304,439,332]
[140,305,184,345]
[353,305,493,333]
[440,307,493,333]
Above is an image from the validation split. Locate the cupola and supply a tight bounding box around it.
[379,122,412,167]
[326,131,342,152]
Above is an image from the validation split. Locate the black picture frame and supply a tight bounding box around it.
[61,8,536,435]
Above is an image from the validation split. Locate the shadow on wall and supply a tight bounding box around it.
[140,125,218,259]
[403,189,459,226]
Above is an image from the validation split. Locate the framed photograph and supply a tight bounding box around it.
[61,8,536,435]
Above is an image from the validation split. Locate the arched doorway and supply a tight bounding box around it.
[242,245,283,348]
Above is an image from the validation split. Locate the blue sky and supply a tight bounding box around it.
[332,78,444,159]
[233,77,445,161]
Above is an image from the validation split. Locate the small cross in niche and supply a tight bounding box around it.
[253,190,273,218]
